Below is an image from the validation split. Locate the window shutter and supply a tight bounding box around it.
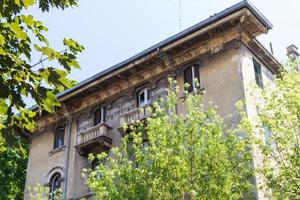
[94,109,101,125]
[194,65,200,89]
[147,89,150,102]
[136,92,139,108]
[102,107,106,123]
[54,129,58,149]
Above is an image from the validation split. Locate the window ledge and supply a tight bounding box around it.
[180,88,205,100]
[49,146,66,156]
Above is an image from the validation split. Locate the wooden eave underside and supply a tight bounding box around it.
[34,8,278,131]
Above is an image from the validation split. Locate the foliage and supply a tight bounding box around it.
[0,133,28,200]
[241,60,300,199]
[84,81,254,200]
[0,0,83,134]
[0,1,82,199]
[28,184,63,200]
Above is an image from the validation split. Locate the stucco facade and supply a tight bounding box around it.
[24,2,280,199]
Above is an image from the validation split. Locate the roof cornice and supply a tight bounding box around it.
[31,0,274,108]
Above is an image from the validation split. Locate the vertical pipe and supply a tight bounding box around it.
[64,118,72,199]
[269,42,274,55]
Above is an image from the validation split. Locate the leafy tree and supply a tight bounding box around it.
[0,0,83,134]
[241,60,300,199]
[84,82,254,200]
[28,184,63,200]
[0,1,82,199]
[0,133,28,200]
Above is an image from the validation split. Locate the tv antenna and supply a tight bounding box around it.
[178,0,182,31]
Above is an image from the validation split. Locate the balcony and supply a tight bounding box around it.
[119,105,152,128]
[75,123,113,157]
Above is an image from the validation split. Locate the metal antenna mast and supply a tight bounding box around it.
[178,0,182,31]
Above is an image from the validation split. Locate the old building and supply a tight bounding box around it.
[24,1,281,199]
[286,44,300,72]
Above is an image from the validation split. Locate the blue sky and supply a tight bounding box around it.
[27,0,300,84]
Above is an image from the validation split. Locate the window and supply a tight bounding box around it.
[253,59,263,88]
[263,125,272,148]
[94,107,105,125]
[184,65,200,93]
[92,159,101,179]
[126,140,150,168]
[137,88,150,107]
[77,114,91,133]
[141,140,149,155]
[54,124,65,149]
[49,173,61,200]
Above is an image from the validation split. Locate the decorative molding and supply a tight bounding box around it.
[35,26,248,130]
[45,166,65,185]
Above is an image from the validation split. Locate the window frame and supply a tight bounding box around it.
[93,106,106,126]
[49,173,61,200]
[137,88,151,108]
[77,113,92,133]
[183,64,200,93]
[53,124,65,149]
[253,58,263,88]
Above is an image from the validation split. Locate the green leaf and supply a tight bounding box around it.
[0,47,6,55]
[10,21,27,41]
[21,15,34,27]
[67,60,80,69]
[21,0,35,8]
[63,38,84,53]
[0,35,5,46]
[43,91,60,113]
[15,0,21,6]
[0,100,8,115]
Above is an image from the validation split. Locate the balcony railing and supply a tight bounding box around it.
[76,123,112,157]
[119,104,152,126]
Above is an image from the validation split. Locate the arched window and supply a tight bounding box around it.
[137,88,150,107]
[184,65,200,93]
[49,173,61,200]
[77,113,91,133]
[54,124,65,149]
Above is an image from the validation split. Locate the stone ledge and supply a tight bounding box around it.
[49,146,66,156]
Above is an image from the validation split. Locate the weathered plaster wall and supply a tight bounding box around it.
[241,44,275,200]
[24,123,68,199]
[25,42,276,200]
[176,44,245,128]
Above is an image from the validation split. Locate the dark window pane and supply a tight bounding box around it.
[253,59,263,88]
[137,88,151,107]
[184,66,193,93]
[54,125,65,149]
[102,107,106,123]
[50,173,61,200]
[140,92,145,106]
[94,108,103,125]
[92,159,100,170]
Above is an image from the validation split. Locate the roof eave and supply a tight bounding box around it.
[55,0,273,101]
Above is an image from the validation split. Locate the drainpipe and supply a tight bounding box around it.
[62,103,72,199]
